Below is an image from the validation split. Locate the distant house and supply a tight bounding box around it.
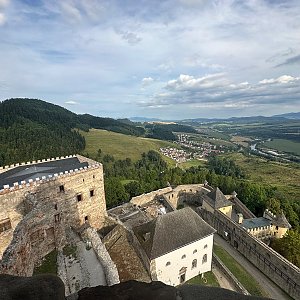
[239,209,291,240]
[202,187,233,218]
[133,207,215,286]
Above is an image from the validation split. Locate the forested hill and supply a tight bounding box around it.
[0,98,145,165]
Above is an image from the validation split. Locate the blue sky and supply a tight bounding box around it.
[0,0,299,119]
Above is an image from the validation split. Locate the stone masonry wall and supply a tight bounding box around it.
[83,227,120,286]
[130,187,172,206]
[0,161,106,259]
[0,156,107,276]
[198,208,300,300]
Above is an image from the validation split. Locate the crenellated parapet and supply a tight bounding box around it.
[0,155,77,174]
[0,163,101,195]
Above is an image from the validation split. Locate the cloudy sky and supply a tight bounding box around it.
[0,0,299,119]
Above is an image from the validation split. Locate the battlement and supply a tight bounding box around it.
[0,163,101,195]
[0,155,77,173]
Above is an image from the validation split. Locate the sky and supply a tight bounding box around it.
[0,0,300,120]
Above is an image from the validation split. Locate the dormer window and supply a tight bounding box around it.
[166,261,171,266]
[181,254,186,259]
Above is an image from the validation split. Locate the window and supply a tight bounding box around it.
[204,244,208,249]
[202,254,207,264]
[54,204,58,210]
[0,218,12,233]
[54,214,60,223]
[93,175,95,179]
[181,254,186,259]
[77,194,82,202]
[193,249,197,254]
[90,190,95,197]
[166,261,171,266]
[192,259,197,269]
[85,216,89,222]
[276,226,279,230]
[82,178,85,182]
[59,185,64,192]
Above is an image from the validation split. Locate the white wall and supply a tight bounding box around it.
[152,234,214,286]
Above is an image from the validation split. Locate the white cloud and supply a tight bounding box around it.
[142,77,154,86]
[0,12,5,25]
[65,100,78,105]
[259,75,300,85]
[0,0,9,8]
[144,73,300,108]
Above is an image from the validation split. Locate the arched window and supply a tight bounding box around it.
[202,254,207,264]
[192,259,197,269]
[166,261,171,266]
[193,249,197,254]
[181,254,186,259]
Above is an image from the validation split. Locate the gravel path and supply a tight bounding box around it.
[211,264,237,292]
[214,234,290,300]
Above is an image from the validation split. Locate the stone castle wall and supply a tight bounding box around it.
[0,156,107,275]
[198,208,300,300]
[130,187,172,206]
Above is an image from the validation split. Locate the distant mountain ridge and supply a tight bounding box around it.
[131,112,300,123]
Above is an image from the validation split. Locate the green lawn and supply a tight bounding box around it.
[223,153,300,202]
[263,139,300,156]
[179,159,207,169]
[213,245,267,297]
[33,250,58,275]
[186,271,219,287]
[81,128,179,162]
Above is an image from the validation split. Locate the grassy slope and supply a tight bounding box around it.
[81,128,179,162]
[186,271,219,287]
[223,153,300,202]
[214,245,267,297]
[263,139,300,156]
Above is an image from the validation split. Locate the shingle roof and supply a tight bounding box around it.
[0,157,88,188]
[133,207,215,260]
[241,217,271,230]
[274,212,292,229]
[203,187,232,209]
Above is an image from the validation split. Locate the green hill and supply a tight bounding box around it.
[81,128,179,163]
[0,98,145,165]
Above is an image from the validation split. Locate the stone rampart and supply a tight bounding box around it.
[130,187,172,206]
[83,227,119,286]
[198,208,300,299]
[213,254,249,295]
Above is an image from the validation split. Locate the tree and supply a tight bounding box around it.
[271,230,300,268]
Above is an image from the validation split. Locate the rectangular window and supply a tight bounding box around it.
[0,219,12,233]
[54,214,60,223]
[90,190,95,197]
[77,194,82,202]
[59,185,64,192]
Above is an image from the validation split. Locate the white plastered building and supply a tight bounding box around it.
[133,207,215,286]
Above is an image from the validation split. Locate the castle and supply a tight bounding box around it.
[0,155,107,275]
[0,155,299,299]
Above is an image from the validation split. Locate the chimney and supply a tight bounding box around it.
[232,191,237,198]
[237,213,243,224]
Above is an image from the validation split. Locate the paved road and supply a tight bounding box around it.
[214,234,290,300]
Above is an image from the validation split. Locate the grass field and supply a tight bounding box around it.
[223,153,300,202]
[263,139,300,156]
[179,159,207,169]
[214,245,267,297]
[186,271,219,287]
[81,129,179,162]
[33,250,58,275]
